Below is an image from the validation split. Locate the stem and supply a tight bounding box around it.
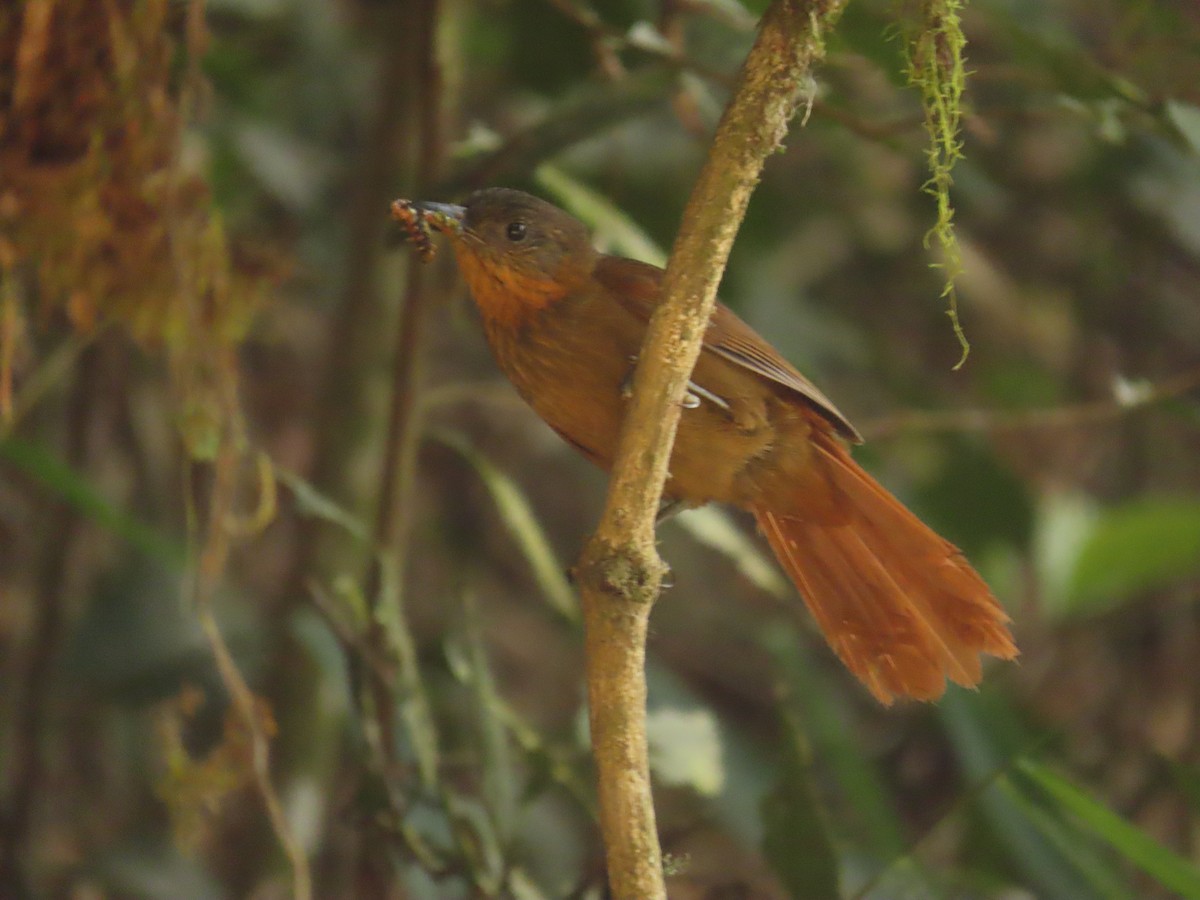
[369,0,443,585]
[358,0,446,883]
[862,363,1200,440]
[290,1,414,561]
[186,346,312,900]
[574,2,849,897]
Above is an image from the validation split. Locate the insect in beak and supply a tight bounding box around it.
[391,200,466,262]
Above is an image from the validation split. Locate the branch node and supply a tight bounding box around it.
[579,541,667,603]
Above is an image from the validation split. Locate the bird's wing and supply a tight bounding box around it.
[594,255,862,443]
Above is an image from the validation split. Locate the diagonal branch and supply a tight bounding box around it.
[572,2,850,897]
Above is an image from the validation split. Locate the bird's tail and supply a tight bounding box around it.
[753,435,1017,704]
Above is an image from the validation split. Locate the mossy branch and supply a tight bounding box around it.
[573,2,849,897]
[904,0,971,367]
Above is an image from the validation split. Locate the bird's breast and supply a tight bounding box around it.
[482,294,630,468]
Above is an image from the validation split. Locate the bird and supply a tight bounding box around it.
[393,188,1017,704]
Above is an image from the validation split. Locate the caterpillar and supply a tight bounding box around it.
[391,199,436,263]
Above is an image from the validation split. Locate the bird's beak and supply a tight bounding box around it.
[412,201,466,235]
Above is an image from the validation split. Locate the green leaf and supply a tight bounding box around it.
[764,629,907,860]
[276,465,370,543]
[1166,100,1200,156]
[675,507,789,598]
[1034,492,1098,617]
[1066,497,1200,614]
[505,867,554,900]
[760,707,841,900]
[646,707,725,796]
[535,165,668,266]
[369,560,441,790]
[429,431,578,625]
[453,592,519,844]
[0,437,182,565]
[1019,760,1200,899]
[941,690,1134,898]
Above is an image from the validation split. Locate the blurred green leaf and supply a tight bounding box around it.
[371,560,442,790]
[646,707,725,796]
[625,22,675,56]
[764,628,922,895]
[760,706,841,900]
[453,592,520,844]
[441,67,678,195]
[535,165,667,265]
[645,661,774,843]
[1166,100,1200,156]
[993,13,1148,109]
[445,791,506,893]
[65,561,227,702]
[979,359,1066,410]
[430,431,578,625]
[941,690,1133,898]
[506,867,554,900]
[766,632,904,856]
[93,836,225,900]
[829,4,911,88]
[674,507,790,598]
[0,438,182,565]
[277,465,370,542]
[1066,497,1200,614]
[1035,492,1100,617]
[231,119,330,212]
[1018,759,1200,899]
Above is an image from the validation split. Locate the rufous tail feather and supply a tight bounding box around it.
[754,436,1017,704]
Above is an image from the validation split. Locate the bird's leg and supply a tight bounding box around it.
[621,356,732,420]
[682,381,731,414]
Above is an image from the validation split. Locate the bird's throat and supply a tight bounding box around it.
[454,247,570,328]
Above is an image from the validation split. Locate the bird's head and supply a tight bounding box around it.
[403,189,598,327]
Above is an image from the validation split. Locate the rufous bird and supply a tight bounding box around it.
[393,188,1017,704]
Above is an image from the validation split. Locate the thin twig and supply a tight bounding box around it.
[355,0,452,885]
[170,3,311,892]
[361,0,445,765]
[368,0,444,596]
[861,364,1200,440]
[574,2,850,897]
[290,3,415,558]
[184,349,312,900]
[305,581,448,875]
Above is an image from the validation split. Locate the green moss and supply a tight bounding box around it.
[904,0,971,367]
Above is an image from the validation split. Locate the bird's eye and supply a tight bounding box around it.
[506,222,527,242]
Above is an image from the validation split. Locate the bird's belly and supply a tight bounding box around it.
[486,321,627,465]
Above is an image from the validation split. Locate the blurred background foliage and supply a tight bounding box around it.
[2,0,1200,897]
